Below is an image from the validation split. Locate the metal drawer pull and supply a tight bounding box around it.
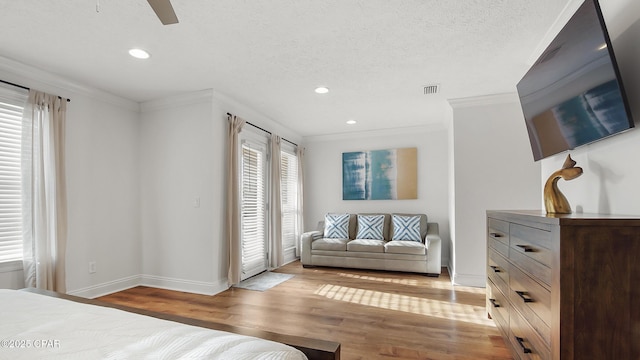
[515,290,533,303]
[490,265,501,273]
[489,232,503,238]
[489,298,500,307]
[515,244,534,252]
[515,336,532,354]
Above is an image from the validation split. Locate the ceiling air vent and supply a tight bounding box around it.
[423,84,440,95]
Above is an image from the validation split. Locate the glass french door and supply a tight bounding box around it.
[240,139,268,280]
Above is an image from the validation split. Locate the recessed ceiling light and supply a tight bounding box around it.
[129,48,150,59]
[597,43,607,51]
[314,86,329,94]
[346,120,357,125]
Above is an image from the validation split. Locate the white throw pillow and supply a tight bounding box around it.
[356,215,384,240]
[392,215,421,241]
[324,213,350,239]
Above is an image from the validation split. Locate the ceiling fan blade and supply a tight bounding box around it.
[147,0,179,25]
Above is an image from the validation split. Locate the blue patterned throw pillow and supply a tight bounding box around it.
[392,215,421,241]
[356,215,384,240]
[324,213,350,239]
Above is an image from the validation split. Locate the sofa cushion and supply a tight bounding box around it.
[355,215,385,240]
[324,213,350,239]
[311,249,427,261]
[312,238,350,251]
[391,215,422,241]
[347,239,385,253]
[384,240,426,255]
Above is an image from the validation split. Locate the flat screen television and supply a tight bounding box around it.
[516,0,634,161]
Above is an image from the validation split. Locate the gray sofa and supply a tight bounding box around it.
[300,213,442,276]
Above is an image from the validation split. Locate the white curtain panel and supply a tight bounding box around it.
[295,146,305,257]
[269,134,283,268]
[21,90,68,292]
[226,114,245,286]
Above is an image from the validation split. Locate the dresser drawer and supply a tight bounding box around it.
[488,219,510,257]
[487,279,509,334]
[489,236,510,258]
[488,249,509,296]
[488,218,509,245]
[510,223,552,268]
[509,307,551,360]
[509,250,552,287]
[509,223,552,287]
[509,264,551,346]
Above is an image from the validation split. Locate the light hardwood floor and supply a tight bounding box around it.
[98,262,511,360]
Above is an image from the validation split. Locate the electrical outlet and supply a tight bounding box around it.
[89,261,97,274]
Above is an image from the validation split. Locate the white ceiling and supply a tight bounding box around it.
[0,0,571,136]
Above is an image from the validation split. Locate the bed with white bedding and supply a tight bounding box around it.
[0,289,339,360]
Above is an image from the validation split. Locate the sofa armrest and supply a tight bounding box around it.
[425,222,442,275]
[301,231,322,265]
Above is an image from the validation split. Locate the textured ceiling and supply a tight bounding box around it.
[0,0,571,136]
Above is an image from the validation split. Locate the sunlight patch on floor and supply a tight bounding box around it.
[452,285,486,294]
[314,284,495,326]
[336,272,457,290]
[337,272,421,286]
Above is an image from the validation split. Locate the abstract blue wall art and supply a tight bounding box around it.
[342,148,417,200]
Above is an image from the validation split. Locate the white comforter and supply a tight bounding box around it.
[0,289,307,360]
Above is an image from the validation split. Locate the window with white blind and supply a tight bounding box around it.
[0,84,28,266]
[280,146,299,258]
[240,139,268,280]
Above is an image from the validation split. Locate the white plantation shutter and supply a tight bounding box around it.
[280,148,298,254]
[241,141,267,279]
[0,84,28,263]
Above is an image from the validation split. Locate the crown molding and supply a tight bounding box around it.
[139,89,215,112]
[527,0,584,66]
[0,55,139,112]
[303,122,447,143]
[211,89,303,145]
[448,92,520,109]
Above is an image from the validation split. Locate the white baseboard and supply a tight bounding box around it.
[140,274,228,296]
[67,274,229,299]
[452,272,486,288]
[67,275,141,299]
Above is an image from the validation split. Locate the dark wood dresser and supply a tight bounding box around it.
[486,210,640,360]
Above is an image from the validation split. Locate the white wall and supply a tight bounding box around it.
[65,93,141,296]
[0,57,142,295]
[303,125,452,267]
[138,90,303,295]
[539,0,640,216]
[449,95,541,287]
[0,267,23,289]
[139,91,227,294]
